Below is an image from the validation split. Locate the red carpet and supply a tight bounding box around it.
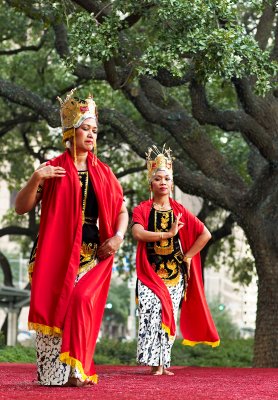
[0,364,277,400]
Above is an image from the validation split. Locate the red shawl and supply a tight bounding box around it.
[132,198,219,347]
[28,150,123,382]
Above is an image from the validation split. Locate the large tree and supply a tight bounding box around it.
[0,0,277,367]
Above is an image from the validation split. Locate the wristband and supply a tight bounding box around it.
[115,231,124,240]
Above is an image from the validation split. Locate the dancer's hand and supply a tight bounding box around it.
[34,163,66,181]
[97,235,123,259]
[169,213,184,237]
[184,256,192,279]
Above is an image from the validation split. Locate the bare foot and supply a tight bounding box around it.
[66,377,90,387]
[163,368,174,376]
[150,366,163,375]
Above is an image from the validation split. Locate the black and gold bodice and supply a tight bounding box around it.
[146,207,187,287]
[78,170,99,275]
[28,171,99,281]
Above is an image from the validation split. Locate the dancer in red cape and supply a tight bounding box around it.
[15,89,128,386]
[132,146,219,376]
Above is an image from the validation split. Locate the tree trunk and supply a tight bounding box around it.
[252,235,278,367]
[241,211,278,367]
[253,262,278,367]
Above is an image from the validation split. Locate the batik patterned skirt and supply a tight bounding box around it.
[35,261,96,386]
[137,275,184,368]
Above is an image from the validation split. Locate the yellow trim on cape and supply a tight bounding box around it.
[60,352,98,384]
[182,339,220,348]
[28,322,62,336]
[161,323,175,341]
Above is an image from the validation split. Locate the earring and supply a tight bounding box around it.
[93,140,97,157]
[149,184,153,200]
[171,183,174,197]
[65,140,71,149]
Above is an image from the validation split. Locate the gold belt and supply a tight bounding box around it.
[84,217,97,225]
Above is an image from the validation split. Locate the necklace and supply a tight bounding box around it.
[153,201,171,210]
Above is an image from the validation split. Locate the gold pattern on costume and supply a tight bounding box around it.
[156,263,168,279]
[78,259,97,275]
[78,171,89,225]
[154,210,174,255]
[79,242,98,274]
[166,260,177,274]
[160,238,169,248]
[160,213,169,230]
[80,243,94,262]
[165,260,180,286]
[28,262,34,284]
[166,270,181,286]
[149,208,185,287]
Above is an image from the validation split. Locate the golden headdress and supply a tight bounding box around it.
[57,88,98,142]
[146,144,173,183]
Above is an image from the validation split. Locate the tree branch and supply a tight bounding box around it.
[196,200,217,222]
[72,0,109,23]
[231,77,276,123]
[190,79,278,163]
[121,77,247,191]
[52,23,70,59]
[155,67,195,87]
[6,0,57,23]
[116,165,145,179]
[103,59,121,89]
[0,30,47,55]
[120,3,156,30]
[255,1,277,50]
[271,15,278,60]
[0,115,38,138]
[201,213,235,266]
[21,128,45,163]
[100,107,243,210]
[243,163,278,215]
[74,64,107,81]
[0,79,59,127]
[50,20,107,82]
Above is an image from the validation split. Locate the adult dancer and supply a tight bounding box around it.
[132,146,219,375]
[15,89,128,386]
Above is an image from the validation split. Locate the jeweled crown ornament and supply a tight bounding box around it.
[146,144,173,182]
[57,88,98,164]
[57,88,97,140]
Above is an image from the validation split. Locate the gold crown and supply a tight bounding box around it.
[57,88,97,136]
[146,145,173,182]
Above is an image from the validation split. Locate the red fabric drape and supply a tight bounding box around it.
[28,150,123,381]
[132,199,219,346]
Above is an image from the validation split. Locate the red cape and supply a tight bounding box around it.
[132,199,219,347]
[28,150,123,382]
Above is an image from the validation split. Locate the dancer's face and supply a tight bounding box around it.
[151,170,172,197]
[75,118,98,153]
